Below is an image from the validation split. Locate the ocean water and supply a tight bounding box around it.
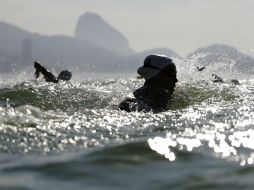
[1,61,254,190]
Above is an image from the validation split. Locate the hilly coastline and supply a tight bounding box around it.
[75,12,134,56]
[0,12,253,77]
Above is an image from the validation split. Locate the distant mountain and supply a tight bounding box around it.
[121,48,182,71]
[74,12,134,56]
[0,22,31,56]
[187,44,254,73]
[1,18,254,76]
[0,21,124,73]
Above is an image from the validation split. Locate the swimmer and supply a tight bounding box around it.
[34,61,72,83]
[195,66,206,71]
[212,74,240,85]
[212,74,224,83]
[119,54,178,113]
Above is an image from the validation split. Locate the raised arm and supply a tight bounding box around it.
[34,61,58,83]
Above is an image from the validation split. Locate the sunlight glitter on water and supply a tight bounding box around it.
[1,78,254,167]
[147,82,254,166]
[148,121,254,166]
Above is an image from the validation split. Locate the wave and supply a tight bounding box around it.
[0,78,241,155]
[0,140,246,190]
[1,77,254,166]
[0,79,237,112]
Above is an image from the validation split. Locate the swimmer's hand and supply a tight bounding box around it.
[118,97,136,112]
[137,75,143,79]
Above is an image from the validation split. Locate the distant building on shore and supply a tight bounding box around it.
[21,38,32,65]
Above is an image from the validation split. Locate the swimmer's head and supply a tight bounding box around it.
[137,54,176,80]
[57,70,72,81]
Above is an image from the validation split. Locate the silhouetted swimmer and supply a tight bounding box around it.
[34,61,72,83]
[119,54,178,113]
[230,79,240,85]
[212,74,224,83]
[195,66,206,71]
[211,74,240,85]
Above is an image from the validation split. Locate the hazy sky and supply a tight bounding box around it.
[1,0,254,57]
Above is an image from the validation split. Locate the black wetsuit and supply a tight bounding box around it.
[34,62,72,83]
[212,74,223,83]
[34,62,58,83]
[119,85,173,113]
[119,56,177,113]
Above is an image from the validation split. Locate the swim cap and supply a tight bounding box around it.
[137,54,175,80]
[57,70,72,81]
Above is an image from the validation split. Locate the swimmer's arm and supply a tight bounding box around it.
[35,69,40,78]
[34,62,58,83]
[118,97,136,112]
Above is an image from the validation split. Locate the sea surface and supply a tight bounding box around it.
[1,61,254,190]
